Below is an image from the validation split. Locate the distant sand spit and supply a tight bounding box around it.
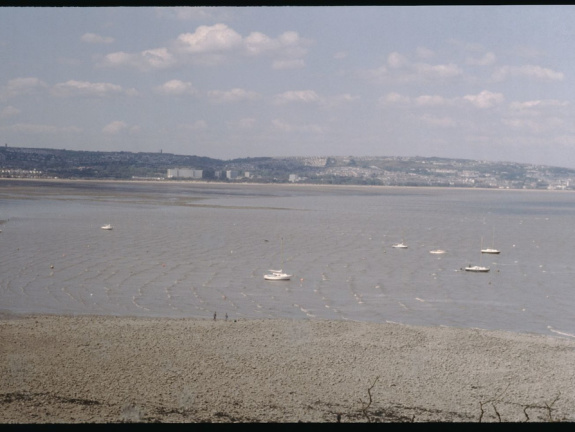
[2,315,575,423]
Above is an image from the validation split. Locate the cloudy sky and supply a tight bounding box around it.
[2,6,575,168]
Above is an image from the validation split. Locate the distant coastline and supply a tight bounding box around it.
[1,146,574,190]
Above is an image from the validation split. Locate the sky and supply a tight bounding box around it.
[2,6,575,168]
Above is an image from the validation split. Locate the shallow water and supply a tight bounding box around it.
[1,180,574,338]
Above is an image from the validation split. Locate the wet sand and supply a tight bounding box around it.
[2,314,575,423]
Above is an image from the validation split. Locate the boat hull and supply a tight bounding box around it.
[481,249,500,254]
[465,266,490,272]
[392,243,408,249]
[264,274,292,281]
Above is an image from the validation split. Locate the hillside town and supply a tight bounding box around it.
[1,146,574,190]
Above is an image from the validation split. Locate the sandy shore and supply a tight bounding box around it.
[1,314,575,423]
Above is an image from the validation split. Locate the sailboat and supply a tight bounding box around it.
[465,237,490,272]
[264,237,292,281]
[392,231,408,249]
[481,228,500,254]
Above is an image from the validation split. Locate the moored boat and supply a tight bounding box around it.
[264,270,292,281]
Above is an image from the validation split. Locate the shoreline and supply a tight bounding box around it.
[1,176,574,194]
[2,314,575,423]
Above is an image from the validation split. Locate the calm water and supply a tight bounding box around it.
[1,180,574,338]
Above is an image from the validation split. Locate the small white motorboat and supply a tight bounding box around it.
[264,269,292,281]
[481,247,500,254]
[429,249,446,254]
[392,242,408,249]
[465,265,490,273]
[101,224,113,230]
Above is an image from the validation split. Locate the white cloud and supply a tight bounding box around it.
[274,90,320,105]
[102,121,128,134]
[414,95,449,107]
[466,51,496,66]
[0,105,20,118]
[244,31,279,56]
[420,114,456,128]
[246,30,309,67]
[322,93,359,108]
[334,51,348,60]
[207,88,259,103]
[100,48,176,71]
[81,33,114,44]
[51,80,137,97]
[141,47,177,69]
[1,77,47,100]
[414,62,463,79]
[362,52,462,84]
[387,52,408,68]
[502,116,563,133]
[176,24,242,54]
[99,51,133,67]
[509,99,569,111]
[99,24,310,71]
[463,90,504,109]
[492,65,564,82]
[379,92,411,106]
[154,80,197,96]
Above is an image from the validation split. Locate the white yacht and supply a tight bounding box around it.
[465,265,490,273]
[481,229,500,254]
[264,237,292,281]
[264,270,292,281]
[101,224,113,230]
[466,237,490,272]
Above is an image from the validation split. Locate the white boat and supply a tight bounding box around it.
[429,249,446,254]
[465,265,490,272]
[264,269,292,281]
[480,248,500,254]
[392,231,408,248]
[392,242,408,249]
[264,236,292,281]
[101,224,113,230]
[465,237,490,272]
[391,240,407,249]
[481,228,500,254]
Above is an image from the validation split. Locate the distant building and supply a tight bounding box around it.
[289,174,299,182]
[167,168,203,179]
[226,170,239,180]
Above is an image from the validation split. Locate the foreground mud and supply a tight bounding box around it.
[2,315,575,422]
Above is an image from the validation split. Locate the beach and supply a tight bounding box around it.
[2,314,575,423]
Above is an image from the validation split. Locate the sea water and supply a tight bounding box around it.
[1,180,574,339]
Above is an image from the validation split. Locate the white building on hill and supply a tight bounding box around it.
[167,168,203,179]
